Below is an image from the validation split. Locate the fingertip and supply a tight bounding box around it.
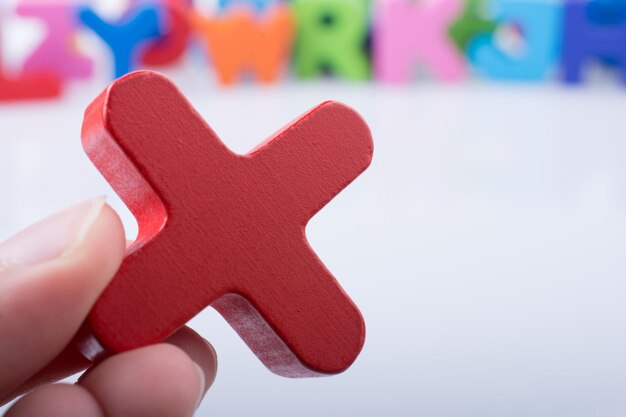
[165,326,218,393]
[5,384,104,417]
[0,198,126,396]
[58,201,126,296]
[191,363,206,410]
[79,344,206,417]
[90,202,126,267]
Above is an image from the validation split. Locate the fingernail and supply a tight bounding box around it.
[193,363,206,410]
[0,196,106,269]
[204,340,218,390]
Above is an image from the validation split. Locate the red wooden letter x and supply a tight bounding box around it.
[79,71,373,377]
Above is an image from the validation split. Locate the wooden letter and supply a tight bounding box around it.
[79,71,372,377]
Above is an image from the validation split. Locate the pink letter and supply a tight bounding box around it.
[17,1,93,79]
[373,0,465,83]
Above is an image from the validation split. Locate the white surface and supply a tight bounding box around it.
[2,68,626,416]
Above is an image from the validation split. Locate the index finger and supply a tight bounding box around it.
[0,199,125,403]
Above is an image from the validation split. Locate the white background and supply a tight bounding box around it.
[3,1,626,416]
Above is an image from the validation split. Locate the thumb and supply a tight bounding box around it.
[0,197,126,398]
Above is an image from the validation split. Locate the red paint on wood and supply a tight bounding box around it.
[0,73,61,100]
[80,71,372,377]
[0,45,61,100]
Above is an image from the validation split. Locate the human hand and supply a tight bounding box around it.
[0,197,217,417]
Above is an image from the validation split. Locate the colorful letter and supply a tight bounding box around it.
[0,31,61,100]
[562,0,626,84]
[0,71,61,101]
[449,0,497,53]
[78,3,162,78]
[17,1,93,80]
[468,0,562,81]
[373,0,465,83]
[292,0,370,80]
[587,0,626,23]
[192,6,294,84]
[219,0,278,12]
[129,0,192,66]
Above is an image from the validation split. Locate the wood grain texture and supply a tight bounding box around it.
[79,70,372,377]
